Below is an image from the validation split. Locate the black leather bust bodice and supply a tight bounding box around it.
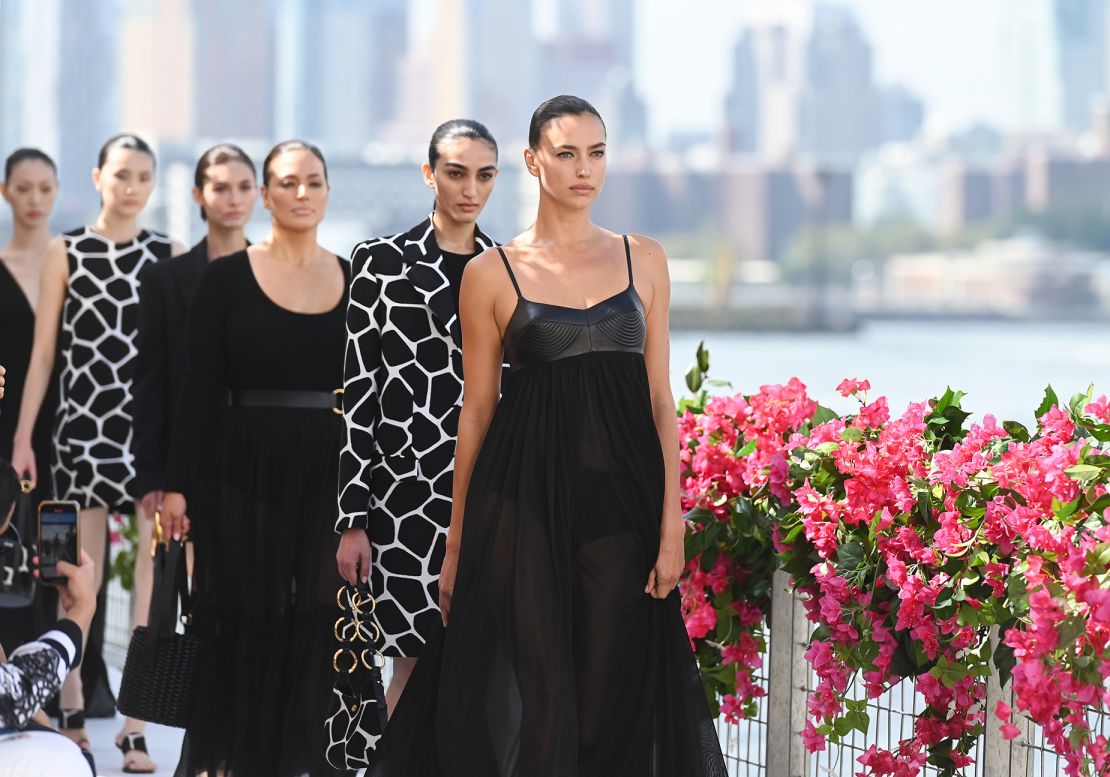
[498,238,647,373]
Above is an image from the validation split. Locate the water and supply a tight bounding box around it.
[670,320,1110,425]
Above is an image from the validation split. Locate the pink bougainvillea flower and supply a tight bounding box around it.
[836,377,871,397]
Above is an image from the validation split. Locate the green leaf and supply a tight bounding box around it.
[1002,420,1030,442]
[994,638,1016,685]
[1065,464,1102,483]
[840,427,864,443]
[814,441,840,455]
[811,404,840,426]
[1035,386,1060,421]
[685,364,703,394]
[696,341,710,373]
[735,439,757,457]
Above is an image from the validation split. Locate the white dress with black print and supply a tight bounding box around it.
[52,227,174,511]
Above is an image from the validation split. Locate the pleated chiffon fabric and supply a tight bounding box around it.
[370,239,727,777]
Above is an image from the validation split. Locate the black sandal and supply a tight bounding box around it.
[58,708,90,750]
[116,732,157,774]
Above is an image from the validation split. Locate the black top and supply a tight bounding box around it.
[0,259,57,491]
[163,251,349,493]
[0,259,36,460]
[498,235,646,373]
[439,249,479,319]
[131,239,212,496]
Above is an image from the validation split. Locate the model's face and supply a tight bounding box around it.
[262,149,328,231]
[423,138,499,226]
[93,148,155,218]
[525,113,607,209]
[195,161,258,231]
[2,159,58,229]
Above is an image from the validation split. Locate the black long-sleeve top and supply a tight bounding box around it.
[131,239,210,496]
[163,251,348,494]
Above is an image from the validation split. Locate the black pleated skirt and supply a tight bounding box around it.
[176,406,348,777]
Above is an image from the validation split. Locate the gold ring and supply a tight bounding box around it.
[360,649,386,670]
[334,616,348,642]
[18,480,32,494]
[332,648,358,674]
[332,387,344,415]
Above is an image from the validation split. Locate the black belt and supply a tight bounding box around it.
[230,388,343,414]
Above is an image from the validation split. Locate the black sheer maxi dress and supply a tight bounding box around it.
[370,237,726,777]
[164,252,350,777]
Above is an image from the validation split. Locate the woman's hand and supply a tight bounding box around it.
[10,437,36,487]
[438,539,460,626]
[645,522,685,599]
[161,491,190,541]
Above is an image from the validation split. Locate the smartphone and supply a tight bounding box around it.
[37,500,80,586]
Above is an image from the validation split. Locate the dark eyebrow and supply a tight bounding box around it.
[443,162,469,171]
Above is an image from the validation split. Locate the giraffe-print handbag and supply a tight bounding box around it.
[324,583,388,769]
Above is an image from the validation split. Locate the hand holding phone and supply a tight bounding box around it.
[37,500,80,585]
[32,548,96,633]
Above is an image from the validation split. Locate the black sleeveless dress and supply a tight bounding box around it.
[164,252,349,777]
[371,237,726,777]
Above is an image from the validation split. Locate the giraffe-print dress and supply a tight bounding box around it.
[52,227,173,511]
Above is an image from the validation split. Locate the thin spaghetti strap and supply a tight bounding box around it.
[622,235,634,285]
[496,246,523,298]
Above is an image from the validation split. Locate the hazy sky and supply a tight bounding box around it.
[409,0,1017,142]
[636,0,1009,142]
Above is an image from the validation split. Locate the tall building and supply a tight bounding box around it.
[1001,0,1064,133]
[540,0,647,152]
[797,4,877,165]
[57,0,121,223]
[275,0,407,152]
[723,31,759,154]
[1054,0,1108,132]
[194,0,275,141]
[119,0,194,143]
[466,0,537,146]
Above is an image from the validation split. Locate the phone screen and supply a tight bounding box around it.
[38,503,79,584]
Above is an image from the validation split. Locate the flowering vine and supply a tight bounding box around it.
[679,344,1110,776]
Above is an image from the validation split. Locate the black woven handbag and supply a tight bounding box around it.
[324,583,389,769]
[117,518,199,727]
[0,477,37,607]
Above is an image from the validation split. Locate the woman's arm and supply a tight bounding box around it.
[11,237,68,484]
[439,251,506,623]
[635,235,685,600]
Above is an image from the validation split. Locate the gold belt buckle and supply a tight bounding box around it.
[332,387,344,415]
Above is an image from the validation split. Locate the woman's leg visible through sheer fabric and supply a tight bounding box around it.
[573,530,657,777]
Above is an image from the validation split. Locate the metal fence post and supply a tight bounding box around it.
[766,569,811,777]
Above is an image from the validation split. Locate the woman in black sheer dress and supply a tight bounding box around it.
[161,140,348,777]
[370,96,726,776]
[0,149,60,656]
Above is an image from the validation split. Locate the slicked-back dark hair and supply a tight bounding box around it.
[428,119,498,169]
[97,133,156,170]
[4,148,56,181]
[528,95,606,150]
[262,139,328,187]
[194,143,256,221]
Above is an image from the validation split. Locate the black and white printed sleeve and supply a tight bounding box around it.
[337,240,385,532]
[0,619,83,729]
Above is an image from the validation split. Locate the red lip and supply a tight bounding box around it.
[571,186,594,194]
[458,203,478,211]
[292,207,313,215]
[26,210,43,219]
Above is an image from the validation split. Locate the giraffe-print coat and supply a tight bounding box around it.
[337,216,496,656]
